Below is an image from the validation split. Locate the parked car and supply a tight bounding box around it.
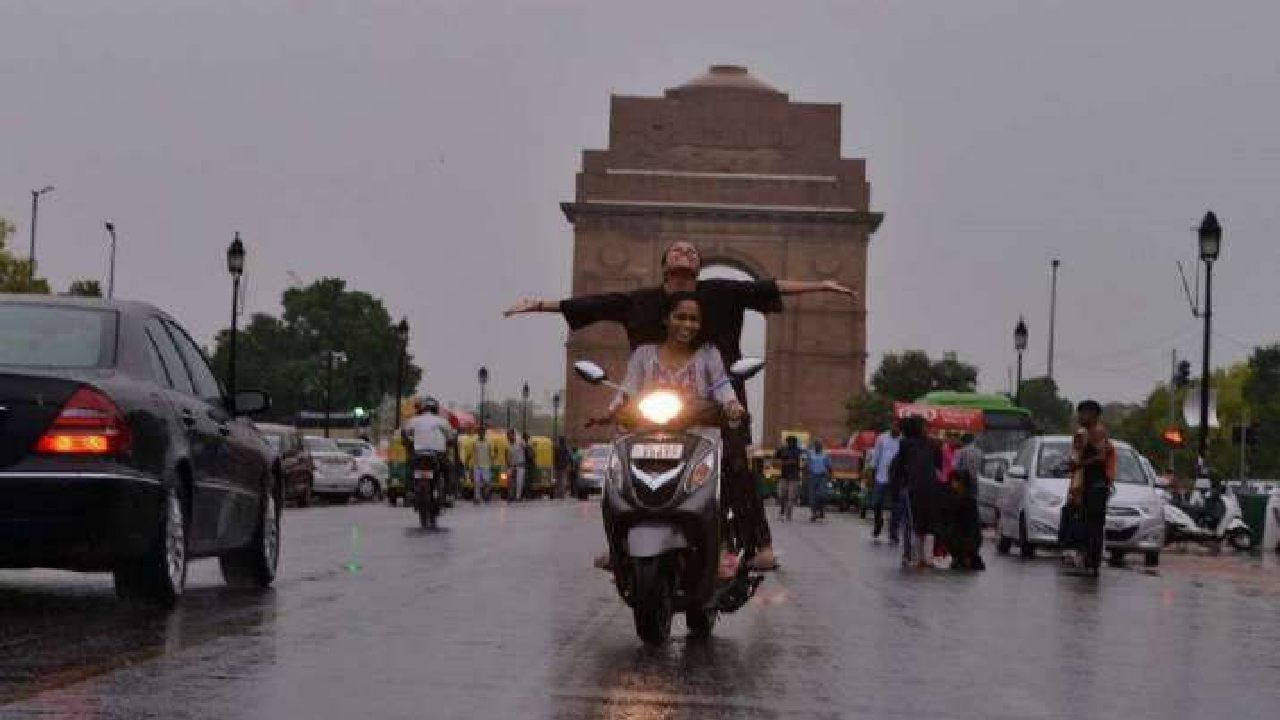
[574,443,611,499]
[976,451,1015,526]
[0,295,279,605]
[256,422,316,506]
[996,436,1165,566]
[335,438,389,501]
[304,436,360,501]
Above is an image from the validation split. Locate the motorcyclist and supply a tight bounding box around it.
[505,240,857,570]
[403,396,456,527]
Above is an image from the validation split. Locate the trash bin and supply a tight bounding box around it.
[1238,492,1269,547]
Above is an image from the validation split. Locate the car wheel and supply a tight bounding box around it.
[1108,549,1126,567]
[1018,514,1035,559]
[1144,551,1160,567]
[220,479,281,589]
[298,479,313,508]
[355,476,379,501]
[115,482,188,606]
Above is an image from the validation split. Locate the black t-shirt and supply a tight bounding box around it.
[775,444,804,481]
[559,279,784,405]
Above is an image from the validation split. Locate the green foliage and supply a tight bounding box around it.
[0,217,51,294]
[1017,376,1073,434]
[844,391,894,433]
[209,278,422,423]
[65,279,102,297]
[1244,345,1280,478]
[870,350,979,401]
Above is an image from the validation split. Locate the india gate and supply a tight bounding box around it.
[563,65,883,445]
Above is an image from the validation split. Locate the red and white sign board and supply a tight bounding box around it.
[893,403,985,433]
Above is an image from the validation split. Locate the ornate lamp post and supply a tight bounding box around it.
[1014,317,1028,406]
[225,232,246,407]
[521,382,530,434]
[1196,211,1222,468]
[551,391,562,440]
[477,366,489,426]
[104,222,118,299]
[393,318,409,431]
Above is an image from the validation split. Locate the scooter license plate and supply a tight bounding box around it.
[632,443,683,461]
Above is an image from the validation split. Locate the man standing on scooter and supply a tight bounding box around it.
[505,240,857,570]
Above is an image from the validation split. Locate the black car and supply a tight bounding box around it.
[0,295,280,605]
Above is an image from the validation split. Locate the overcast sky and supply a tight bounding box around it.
[4,1,1279,412]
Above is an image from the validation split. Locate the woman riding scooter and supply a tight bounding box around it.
[592,291,745,575]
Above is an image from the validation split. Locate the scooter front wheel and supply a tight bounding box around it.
[631,557,673,645]
[1228,528,1256,552]
[686,608,717,640]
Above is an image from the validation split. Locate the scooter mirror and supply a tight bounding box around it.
[574,360,608,384]
[729,357,766,381]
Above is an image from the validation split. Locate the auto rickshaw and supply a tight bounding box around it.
[827,447,866,512]
[750,448,780,499]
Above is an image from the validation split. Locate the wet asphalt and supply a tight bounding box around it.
[1,498,1278,719]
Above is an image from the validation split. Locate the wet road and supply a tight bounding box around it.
[2,499,1278,719]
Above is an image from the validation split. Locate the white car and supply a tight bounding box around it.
[336,439,390,501]
[996,436,1165,566]
[976,451,1015,526]
[304,436,360,501]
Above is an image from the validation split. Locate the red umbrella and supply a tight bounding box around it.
[446,409,478,432]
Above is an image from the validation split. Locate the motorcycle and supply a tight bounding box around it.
[574,356,765,645]
[1163,483,1254,552]
[408,452,444,530]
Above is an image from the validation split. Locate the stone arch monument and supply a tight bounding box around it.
[562,65,883,445]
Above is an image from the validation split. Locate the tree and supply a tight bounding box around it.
[845,391,894,433]
[930,352,978,393]
[209,278,422,423]
[870,350,980,401]
[1017,376,1072,434]
[65,279,102,297]
[871,350,933,400]
[1244,345,1280,478]
[0,217,50,294]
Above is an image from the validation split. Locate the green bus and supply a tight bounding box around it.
[915,391,1036,454]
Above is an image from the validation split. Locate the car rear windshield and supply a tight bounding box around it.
[0,304,115,368]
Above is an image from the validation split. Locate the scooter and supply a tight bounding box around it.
[574,356,765,645]
[1164,483,1254,552]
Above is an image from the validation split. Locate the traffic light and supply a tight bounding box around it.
[1174,360,1192,388]
[1161,426,1185,448]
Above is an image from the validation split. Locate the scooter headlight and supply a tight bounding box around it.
[638,390,683,425]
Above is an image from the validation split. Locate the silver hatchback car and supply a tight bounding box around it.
[996,436,1165,566]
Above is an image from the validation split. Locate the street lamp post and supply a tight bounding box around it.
[1196,211,1222,468]
[393,319,409,431]
[28,186,54,284]
[1047,258,1060,381]
[104,222,118,299]
[551,391,561,440]
[1014,317,1028,406]
[322,350,347,438]
[225,233,245,407]
[521,383,530,435]
[477,366,489,426]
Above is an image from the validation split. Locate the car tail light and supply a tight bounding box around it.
[34,386,133,456]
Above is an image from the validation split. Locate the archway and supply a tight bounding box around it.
[560,65,882,446]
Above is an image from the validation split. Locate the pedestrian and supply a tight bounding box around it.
[1064,400,1114,577]
[522,432,536,499]
[507,429,527,502]
[890,416,945,568]
[948,433,986,570]
[472,427,493,504]
[775,435,804,521]
[554,436,571,498]
[869,421,902,542]
[806,439,833,521]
